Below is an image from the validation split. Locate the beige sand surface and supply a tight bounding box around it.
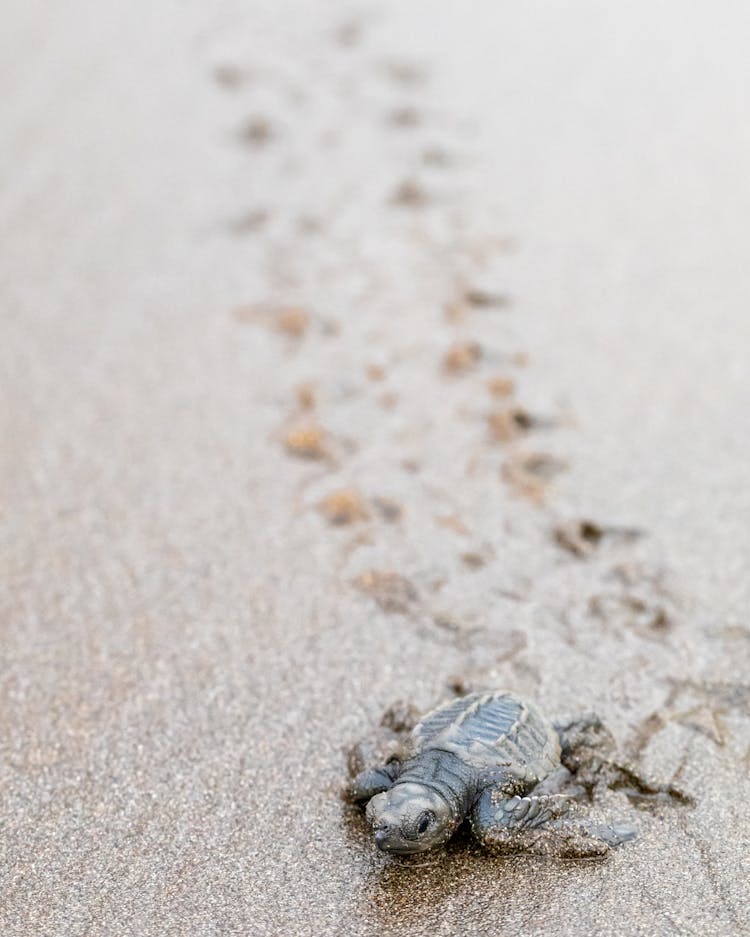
[2,2,749,934]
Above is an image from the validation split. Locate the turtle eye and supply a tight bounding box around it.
[416,811,434,835]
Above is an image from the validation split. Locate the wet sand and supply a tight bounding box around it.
[2,2,749,935]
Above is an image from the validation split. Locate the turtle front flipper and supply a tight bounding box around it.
[345,762,400,802]
[471,787,633,858]
[472,788,571,834]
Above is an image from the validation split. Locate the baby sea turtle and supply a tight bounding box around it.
[347,690,635,857]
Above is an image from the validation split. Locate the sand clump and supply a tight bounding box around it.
[232,304,311,338]
[239,116,274,147]
[371,496,403,522]
[283,424,328,459]
[391,178,429,207]
[275,308,310,338]
[502,452,567,503]
[442,341,482,374]
[319,489,369,525]
[487,376,515,398]
[464,288,509,308]
[487,406,535,442]
[554,520,644,558]
[294,381,317,411]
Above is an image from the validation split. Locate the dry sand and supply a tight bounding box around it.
[2,2,749,935]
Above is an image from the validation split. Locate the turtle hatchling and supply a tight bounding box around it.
[347,690,635,857]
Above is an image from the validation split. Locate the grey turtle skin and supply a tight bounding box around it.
[348,690,635,857]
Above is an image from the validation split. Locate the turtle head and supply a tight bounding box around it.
[366,783,454,854]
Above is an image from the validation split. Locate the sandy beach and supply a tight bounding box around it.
[2,2,749,934]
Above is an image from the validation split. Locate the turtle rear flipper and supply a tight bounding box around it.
[476,821,625,858]
[591,822,637,847]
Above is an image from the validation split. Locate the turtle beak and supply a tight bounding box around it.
[374,829,390,850]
